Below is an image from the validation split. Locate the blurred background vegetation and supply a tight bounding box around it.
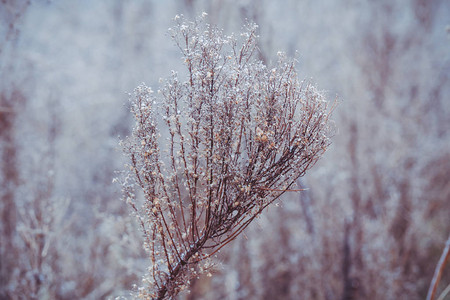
[1,0,449,299]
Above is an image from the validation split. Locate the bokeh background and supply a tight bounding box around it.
[1,0,449,299]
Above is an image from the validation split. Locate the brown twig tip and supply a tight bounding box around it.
[119,13,334,299]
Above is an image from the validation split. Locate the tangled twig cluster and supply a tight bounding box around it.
[120,14,334,299]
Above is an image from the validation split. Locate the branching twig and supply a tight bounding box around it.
[119,14,334,299]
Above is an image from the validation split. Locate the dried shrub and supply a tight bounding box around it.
[119,14,334,299]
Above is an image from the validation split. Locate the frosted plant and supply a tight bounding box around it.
[119,14,334,299]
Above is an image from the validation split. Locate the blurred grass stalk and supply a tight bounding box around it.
[427,234,450,300]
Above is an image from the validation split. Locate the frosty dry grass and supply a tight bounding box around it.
[119,14,334,299]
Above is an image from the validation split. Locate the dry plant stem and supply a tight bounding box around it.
[437,283,450,300]
[427,234,450,300]
[156,235,207,299]
[120,14,334,299]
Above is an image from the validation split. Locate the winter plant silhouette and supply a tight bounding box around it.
[119,14,334,299]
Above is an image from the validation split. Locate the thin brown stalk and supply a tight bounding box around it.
[427,234,450,300]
